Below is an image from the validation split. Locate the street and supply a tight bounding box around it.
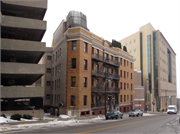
[2,113,180,134]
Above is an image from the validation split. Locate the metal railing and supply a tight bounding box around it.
[92,53,103,61]
[92,70,120,80]
[91,86,120,93]
[92,54,120,67]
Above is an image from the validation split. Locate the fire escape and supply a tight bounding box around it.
[91,41,120,114]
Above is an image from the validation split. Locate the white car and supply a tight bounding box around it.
[129,109,143,117]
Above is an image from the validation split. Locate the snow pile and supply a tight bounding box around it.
[59,115,71,119]
[0,116,18,123]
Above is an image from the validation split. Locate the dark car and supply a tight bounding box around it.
[106,111,123,120]
[129,109,143,117]
[14,102,35,110]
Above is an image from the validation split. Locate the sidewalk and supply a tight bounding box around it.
[0,114,106,131]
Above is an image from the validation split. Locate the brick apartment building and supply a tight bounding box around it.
[42,11,134,116]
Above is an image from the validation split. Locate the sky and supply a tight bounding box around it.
[42,0,180,98]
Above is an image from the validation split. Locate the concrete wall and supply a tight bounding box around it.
[1,15,46,30]
[1,62,45,74]
[1,86,44,98]
[1,110,44,119]
[1,38,45,52]
[2,0,47,9]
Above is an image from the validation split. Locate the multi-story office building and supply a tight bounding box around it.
[42,11,134,116]
[1,0,47,118]
[120,23,177,112]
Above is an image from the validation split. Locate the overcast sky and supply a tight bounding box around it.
[42,0,180,98]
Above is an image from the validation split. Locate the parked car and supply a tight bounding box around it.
[167,105,177,114]
[129,109,143,117]
[14,102,35,110]
[106,111,123,120]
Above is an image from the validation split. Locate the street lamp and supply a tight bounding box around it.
[165,90,168,111]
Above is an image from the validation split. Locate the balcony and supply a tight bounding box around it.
[91,70,105,77]
[105,58,120,67]
[92,70,120,80]
[92,53,103,62]
[91,86,120,93]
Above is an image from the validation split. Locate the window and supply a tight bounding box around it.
[71,77,76,87]
[111,55,113,61]
[131,63,133,69]
[131,95,133,101]
[92,79,94,86]
[84,60,87,70]
[58,50,59,58]
[127,61,129,66]
[84,77,87,87]
[124,71,126,78]
[124,83,126,90]
[47,68,51,73]
[120,58,122,65]
[115,57,118,62]
[124,95,126,102]
[72,58,76,69]
[111,68,113,74]
[47,55,52,60]
[127,95,129,101]
[56,52,57,61]
[130,50,131,53]
[120,95,122,102]
[134,39,136,43]
[60,48,61,56]
[46,94,50,99]
[46,81,51,86]
[115,69,118,75]
[96,64,99,71]
[120,70,122,77]
[72,41,76,51]
[96,49,99,55]
[96,79,99,87]
[127,72,129,78]
[131,84,133,90]
[84,95,87,106]
[127,83,129,89]
[115,82,118,88]
[130,41,131,44]
[71,95,75,106]
[92,47,94,54]
[126,43,127,46]
[111,82,113,87]
[124,59,126,66]
[92,63,94,70]
[131,73,132,79]
[120,82,122,89]
[134,58,136,61]
[84,42,88,52]
[134,49,136,52]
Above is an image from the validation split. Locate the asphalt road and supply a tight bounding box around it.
[3,113,180,134]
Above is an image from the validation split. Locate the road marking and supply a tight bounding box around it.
[77,116,164,134]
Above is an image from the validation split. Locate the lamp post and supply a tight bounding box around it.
[165,90,168,111]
